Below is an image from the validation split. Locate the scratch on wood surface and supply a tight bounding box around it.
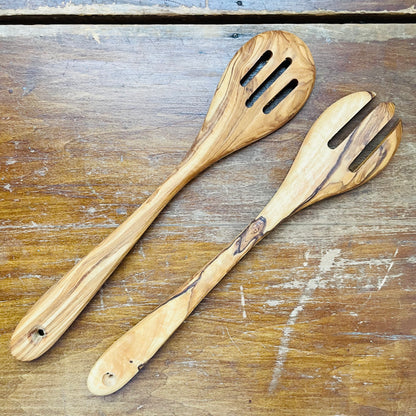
[98,290,105,313]
[0,222,117,231]
[303,249,310,267]
[224,326,242,354]
[239,285,247,319]
[138,246,146,259]
[18,274,42,280]
[341,332,416,341]
[269,248,341,393]
[377,248,399,291]
[124,286,134,303]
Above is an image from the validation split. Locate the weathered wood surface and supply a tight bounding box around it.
[0,0,415,18]
[1,24,415,415]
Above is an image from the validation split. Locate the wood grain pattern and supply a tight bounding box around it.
[9,30,315,362]
[1,23,415,415]
[87,91,402,395]
[210,0,416,13]
[0,0,414,18]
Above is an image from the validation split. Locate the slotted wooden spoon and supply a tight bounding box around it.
[87,91,402,395]
[11,31,315,361]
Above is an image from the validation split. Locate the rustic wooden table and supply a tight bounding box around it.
[1,2,415,415]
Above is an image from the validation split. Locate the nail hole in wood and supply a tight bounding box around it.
[262,79,298,114]
[245,58,292,108]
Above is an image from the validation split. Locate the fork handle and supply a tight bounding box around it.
[10,159,201,362]
[87,216,269,395]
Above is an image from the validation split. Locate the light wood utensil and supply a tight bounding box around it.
[87,91,402,395]
[11,31,315,361]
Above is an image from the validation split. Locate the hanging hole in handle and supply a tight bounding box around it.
[30,327,46,344]
[102,372,117,387]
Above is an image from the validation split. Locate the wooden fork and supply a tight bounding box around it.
[87,91,402,395]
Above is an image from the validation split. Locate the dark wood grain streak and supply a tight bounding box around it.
[233,216,266,254]
[167,216,268,306]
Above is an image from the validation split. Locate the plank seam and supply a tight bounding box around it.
[0,11,415,25]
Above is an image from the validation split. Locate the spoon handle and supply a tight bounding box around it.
[87,215,271,395]
[10,158,201,362]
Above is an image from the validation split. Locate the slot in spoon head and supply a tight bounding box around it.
[186,30,316,168]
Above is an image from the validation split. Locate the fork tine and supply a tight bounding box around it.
[339,102,395,162]
[275,93,401,214]
[348,120,402,188]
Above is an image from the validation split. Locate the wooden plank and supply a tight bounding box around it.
[210,0,416,13]
[1,24,415,415]
[0,0,415,18]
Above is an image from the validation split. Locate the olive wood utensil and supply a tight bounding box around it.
[11,31,315,361]
[87,91,402,395]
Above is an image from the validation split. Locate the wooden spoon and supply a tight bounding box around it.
[11,31,315,361]
[87,91,402,395]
